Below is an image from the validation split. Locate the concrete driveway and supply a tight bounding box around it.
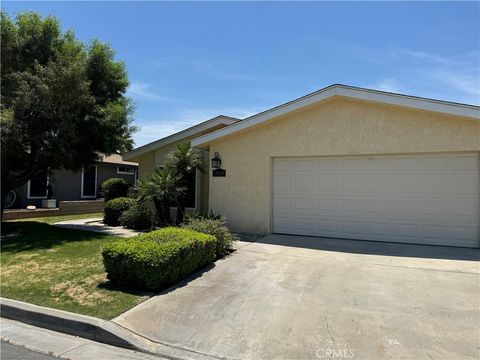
[114,235,479,360]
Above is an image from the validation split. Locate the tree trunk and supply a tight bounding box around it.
[176,195,186,225]
[153,199,166,226]
[162,202,172,225]
[1,187,8,223]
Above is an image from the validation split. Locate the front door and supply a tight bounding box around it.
[82,166,97,198]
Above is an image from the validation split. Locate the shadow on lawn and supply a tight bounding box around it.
[1,221,111,254]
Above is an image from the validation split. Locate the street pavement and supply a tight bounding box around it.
[1,341,59,360]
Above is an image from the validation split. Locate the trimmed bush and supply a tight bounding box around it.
[102,228,216,291]
[101,178,130,202]
[119,203,154,230]
[182,217,237,258]
[104,197,136,226]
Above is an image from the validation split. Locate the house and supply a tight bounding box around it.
[124,84,480,248]
[9,154,138,209]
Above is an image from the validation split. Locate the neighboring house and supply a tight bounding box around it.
[10,154,138,209]
[124,84,480,248]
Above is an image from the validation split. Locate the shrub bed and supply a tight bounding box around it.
[182,217,237,257]
[102,228,216,291]
[103,197,136,226]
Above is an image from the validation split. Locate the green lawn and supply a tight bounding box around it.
[7,212,104,224]
[1,221,149,319]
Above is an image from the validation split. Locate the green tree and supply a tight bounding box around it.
[165,142,205,224]
[0,11,136,216]
[137,167,185,226]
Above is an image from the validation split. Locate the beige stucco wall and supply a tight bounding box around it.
[208,97,480,234]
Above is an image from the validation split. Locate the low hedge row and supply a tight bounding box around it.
[102,227,216,291]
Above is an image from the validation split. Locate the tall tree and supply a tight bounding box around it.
[0,11,136,215]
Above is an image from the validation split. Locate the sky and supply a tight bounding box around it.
[3,1,480,148]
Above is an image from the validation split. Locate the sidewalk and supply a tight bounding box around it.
[53,218,143,237]
[1,318,166,360]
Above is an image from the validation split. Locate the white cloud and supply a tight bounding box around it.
[127,81,170,101]
[361,48,480,105]
[371,78,402,93]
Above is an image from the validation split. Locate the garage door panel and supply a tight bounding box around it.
[315,198,338,211]
[294,178,315,192]
[273,177,292,192]
[314,219,337,233]
[294,197,314,210]
[273,154,479,247]
[295,159,315,171]
[274,197,292,210]
[274,159,294,171]
[317,159,338,171]
[315,177,337,193]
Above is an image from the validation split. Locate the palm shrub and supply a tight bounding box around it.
[166,143,205,224]
[101,178,130,202]
[137,167,185,226]
[182,217,237,258]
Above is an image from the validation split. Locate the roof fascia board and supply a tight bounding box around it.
[192,85,479,147]
[337,87,480,119]
[123,116,238,160]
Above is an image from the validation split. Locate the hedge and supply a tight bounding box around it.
[101,178,129,202]
[102,228,216,291]
[104,197,136,226]
[119,202,154,230]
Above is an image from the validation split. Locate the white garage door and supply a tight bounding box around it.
[272,154,479,247]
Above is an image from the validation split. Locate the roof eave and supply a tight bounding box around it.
[191,84,480,148]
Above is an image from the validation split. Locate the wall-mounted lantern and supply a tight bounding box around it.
[211,152,222,169]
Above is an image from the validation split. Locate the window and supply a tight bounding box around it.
[117,166,135,175]
[82,166,97,198]
[28,173,48,199]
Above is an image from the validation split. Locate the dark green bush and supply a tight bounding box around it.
[182,217,237,258]
[102,228,216,291]
[104,197,136,226]
[101,178,130,202]
[119,203,154,230]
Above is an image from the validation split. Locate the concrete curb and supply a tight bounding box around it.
[1,298,222,360]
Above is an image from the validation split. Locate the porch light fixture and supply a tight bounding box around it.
[211,152,222,169]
